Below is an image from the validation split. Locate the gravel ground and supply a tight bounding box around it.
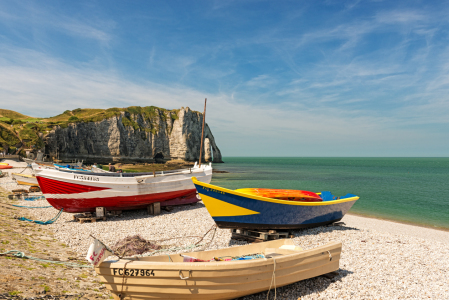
[2,159,449,299]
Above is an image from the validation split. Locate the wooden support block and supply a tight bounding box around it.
[96,207,106,218]
[147,202,161,215]
[154,202,160,215]
[259,232,269,240]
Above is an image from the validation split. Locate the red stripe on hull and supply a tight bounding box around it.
[36,176,110,194]
[45,189,199,213]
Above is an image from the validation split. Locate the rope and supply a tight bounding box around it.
[18,208,63,225]
[119,260,131,300]
[24,196,45,201]
[12,205,52,208]
[0,250,92,268]
[18,165,30,174]
[266,257,277,300]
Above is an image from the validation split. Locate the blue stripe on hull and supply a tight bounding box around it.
[195,184,357,227]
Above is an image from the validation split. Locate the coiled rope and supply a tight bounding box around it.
[18,208,63,225]
[0,250,92,268]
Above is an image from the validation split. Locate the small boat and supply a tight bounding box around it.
[35,162,213,213]
[31,162,54,174]
[54,163,92,172]
[0,165,12,169]
[0,162,9,165]
[192,178,359,229]
[95,238,341,300]
[12,173,39,186]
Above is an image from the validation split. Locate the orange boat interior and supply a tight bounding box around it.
[235,188,323,202]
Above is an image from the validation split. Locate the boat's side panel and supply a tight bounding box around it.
[96,242,341,300]
[195,182,357,229]
[36,167,212,212]
[45,189,198,212]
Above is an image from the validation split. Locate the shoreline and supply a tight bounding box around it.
[347,211,449,233]
[343,213,449,244]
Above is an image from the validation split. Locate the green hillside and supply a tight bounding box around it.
[0,109,30,119]
[0,106,183,154]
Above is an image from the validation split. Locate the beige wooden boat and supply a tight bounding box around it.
[95,239,341,299]
[11,173,39,186]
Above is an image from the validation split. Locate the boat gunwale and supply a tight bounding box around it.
[193,177,359,206]
[12,173,36,178]
[35,170,212,188]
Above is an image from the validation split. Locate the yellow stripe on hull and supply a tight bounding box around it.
[16,180,39,186]
[199,193,259,217]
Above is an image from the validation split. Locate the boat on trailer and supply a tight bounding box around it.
[192,177,359,230]
[35,163,213,213]
[95,238,341,300]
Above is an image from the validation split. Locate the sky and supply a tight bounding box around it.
[0,0,448,157]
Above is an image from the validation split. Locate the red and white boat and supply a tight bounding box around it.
[35,162,213,213]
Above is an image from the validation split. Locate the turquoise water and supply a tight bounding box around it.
[210,157,449,230]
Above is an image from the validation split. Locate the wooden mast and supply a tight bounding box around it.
[198,98,207,167]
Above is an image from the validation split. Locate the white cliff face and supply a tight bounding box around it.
[44,107,223,163]
[168,107,222,163]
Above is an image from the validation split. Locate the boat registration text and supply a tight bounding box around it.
[74,175,100,182]
[112,269,155,276]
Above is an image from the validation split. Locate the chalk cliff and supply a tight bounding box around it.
[44,107,223,164]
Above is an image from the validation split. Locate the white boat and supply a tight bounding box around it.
[11,173,39,186]
[34,162,213,213]
[31,162,54,174]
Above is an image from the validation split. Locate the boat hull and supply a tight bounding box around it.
[36,164,212,213]
[193,178,359,230]
[95,239,341,300]
[12,173,39,186]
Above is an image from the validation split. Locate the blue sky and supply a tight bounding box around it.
[0,0,448,157]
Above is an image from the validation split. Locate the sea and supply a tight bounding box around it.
[210,157,449,231]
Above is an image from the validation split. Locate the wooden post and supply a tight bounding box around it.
[147,202,161,215]
[198,98,207,167]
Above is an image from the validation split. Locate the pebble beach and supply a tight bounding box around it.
[1,159,448,299]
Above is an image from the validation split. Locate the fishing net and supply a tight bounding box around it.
[112,235,162,257]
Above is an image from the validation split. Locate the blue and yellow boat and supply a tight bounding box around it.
[192,177,359,230]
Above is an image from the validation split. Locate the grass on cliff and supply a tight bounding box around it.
[0,109,30,119]
[0,106,189,153]
[0,125,21,148]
